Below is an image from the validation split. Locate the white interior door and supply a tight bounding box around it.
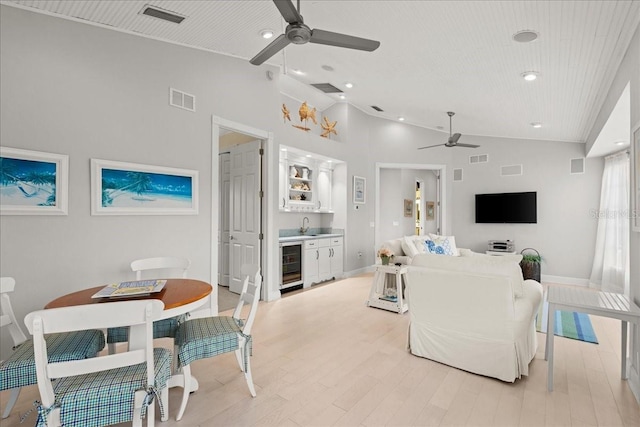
[229,140,262,294]
[218,152,231,286]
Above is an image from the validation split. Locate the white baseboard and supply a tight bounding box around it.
[541,274,589,286]
[344,267,373,277]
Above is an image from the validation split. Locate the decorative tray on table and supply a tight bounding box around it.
[91,279,167,298]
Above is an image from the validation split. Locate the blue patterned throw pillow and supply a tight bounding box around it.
[424,235,457,256]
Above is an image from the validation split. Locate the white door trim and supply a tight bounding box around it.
[212,116,277,313]
[374,162,448,258]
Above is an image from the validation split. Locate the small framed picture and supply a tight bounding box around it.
[404,199,413,217]
[0,147,69,215]
[426,201,435,220]
[353,175,366,204]
[91,158,198,215]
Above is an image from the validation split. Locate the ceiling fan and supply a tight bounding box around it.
[250,0,380,66]
[418,112,480,150]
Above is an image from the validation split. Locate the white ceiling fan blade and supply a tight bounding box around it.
[454,143,480,148]
[448,133,462,144]
[310,28,380,51]
[250,34,291,65]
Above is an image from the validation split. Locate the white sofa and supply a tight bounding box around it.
[380,235,467,265]
[406,252,543,382]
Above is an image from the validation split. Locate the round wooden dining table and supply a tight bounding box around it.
[45,278,213,320]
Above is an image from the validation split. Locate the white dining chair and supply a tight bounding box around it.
[173,264,261,421]
[107,256,191,354]
[25,299,171,427]
[0,277,105,419]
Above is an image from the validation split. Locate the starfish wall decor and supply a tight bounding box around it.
[321,116,338,138]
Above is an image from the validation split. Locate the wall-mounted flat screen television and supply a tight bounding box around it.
[475,191,537,224]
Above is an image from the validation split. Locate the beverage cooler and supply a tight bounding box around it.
[280,242,303,290]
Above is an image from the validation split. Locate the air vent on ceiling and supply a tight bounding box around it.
[169,88,195,112]
[501,164,523,176]
[310,83,342,93]
[140,5,186,24]
[570,158,585,174]
[453,168,463,182]
[371,105,384,112]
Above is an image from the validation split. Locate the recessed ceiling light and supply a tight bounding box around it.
[530,122,542,128]
[306,154,312,158]
[614,140,626,146]
[513,30,539,43]
[260,29,274,39]
[345,82,353,88]
[398,117,405,121]
[522,71,539,81]
[338,94,346,99]
[291,68,305,75]
[281,148,287,151]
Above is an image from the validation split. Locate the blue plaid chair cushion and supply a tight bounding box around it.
[175,316,252,371]
[0,330,105,391]
[107,316,180,344]
[35,347,172,427]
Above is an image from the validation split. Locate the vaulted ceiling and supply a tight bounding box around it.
[5,0,640,151]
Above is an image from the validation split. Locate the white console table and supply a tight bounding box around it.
[545,286,640,391]
[366,264,408,314]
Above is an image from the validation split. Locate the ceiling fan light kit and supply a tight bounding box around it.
[250,0,380,66]
[418,112,480,150]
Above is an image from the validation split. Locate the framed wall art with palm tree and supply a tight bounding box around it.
[90,159,198,215]
[0,147,69,215]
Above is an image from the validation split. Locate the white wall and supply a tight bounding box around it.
[0,6,281,358]
[585,22,640,401]
[451,136,603,281]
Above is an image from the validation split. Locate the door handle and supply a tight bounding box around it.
[229,235,234,240]
[282,197,285,208]
[316,250,319,260]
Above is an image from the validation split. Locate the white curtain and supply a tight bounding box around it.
[589,151,630,295]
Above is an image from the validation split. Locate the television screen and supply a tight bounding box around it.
[475,192,537,223]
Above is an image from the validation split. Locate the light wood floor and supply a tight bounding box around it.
[2,274,639,426]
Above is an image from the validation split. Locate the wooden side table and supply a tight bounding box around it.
[366,264,408,314]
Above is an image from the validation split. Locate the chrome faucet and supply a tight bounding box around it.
[300,216,309,235]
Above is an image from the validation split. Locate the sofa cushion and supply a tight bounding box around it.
[401,236,419,258]
[412,252,525,297]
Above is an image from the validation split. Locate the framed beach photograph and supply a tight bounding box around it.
[632,122,640,232]
[91,159,198,215]
[353,175,366,204]
[404,199,413,217]
[0,147,68,215]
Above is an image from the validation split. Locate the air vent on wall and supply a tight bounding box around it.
[501,164,523,176]
[310,83,343,93]
[453,168,463,182]
[140,5,186,24]
[370,105,384,112]
[469,154,489,164]
[169,88,195,112]
[570,158,585,174]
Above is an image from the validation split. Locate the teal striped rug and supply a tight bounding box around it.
[536,301,598,344]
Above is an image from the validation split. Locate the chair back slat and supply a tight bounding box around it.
[47,349,147,379]
[0,277,28,346]
[233,265,261,335]
[131,257,190,280]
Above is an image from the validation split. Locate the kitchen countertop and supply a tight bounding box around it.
[279,233,343,243]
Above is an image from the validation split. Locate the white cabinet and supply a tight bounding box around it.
[316,166,333,212]
[303,239,320,286]
[329,237,343,277]
[279,148,335,213]
[303,237,343,286]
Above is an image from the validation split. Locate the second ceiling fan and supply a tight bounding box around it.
[418,112,480,150]
[250,0,380,66]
